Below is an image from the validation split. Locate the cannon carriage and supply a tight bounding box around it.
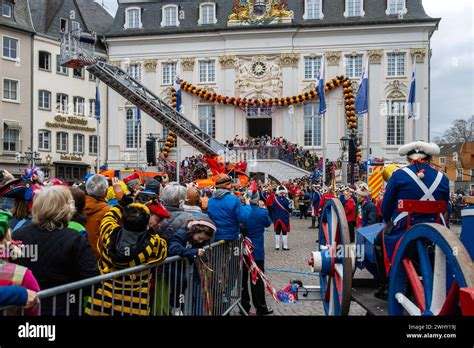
[308,197,474,316]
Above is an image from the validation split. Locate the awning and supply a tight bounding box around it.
[53,161,90,167]
[3,121,22,130]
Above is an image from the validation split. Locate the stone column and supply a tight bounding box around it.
[280,53,299,141]
[368,50,383,159]
[219,55,238,143]
[411,48,428,141]
[325,51,343,161]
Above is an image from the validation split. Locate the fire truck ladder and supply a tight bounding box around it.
[59,30,229,158]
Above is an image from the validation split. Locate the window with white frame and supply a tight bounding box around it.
[387,52,405,77]
[439,157,446,165]
[38,51,51,71]
[127,63,141,81]
[303,0,323,20]
[56,93,68,113]
[304,56,321,80]
[38,130,51,151]
[56,132,68,152]
[2,2,12,17]
[162,62,177,85]
[3,123,19,152]
[199,3,217,25]
[345,0,364,17]
[125,7,142,29]
[73,96,85,115]
[3,78,18,101]
[89,135,98,155]
[199,60,215,83]
[386,100,405,146]
[304,103,322,147]
[386,0,407,15]
[198,105,215,138]
[345,55,363,79]
[38,90,51,110]
[73,134,84,154]
[2,36,18,60]
[126,108,142,149]
[162,5,179,27]
[56,55,68,75]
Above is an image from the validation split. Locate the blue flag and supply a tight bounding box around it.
[355,58,369,116]
[316,57,327,116]
[407,63,416,119]
[136,107,141,123]
[94,83,101,122]
[173,76,182,113]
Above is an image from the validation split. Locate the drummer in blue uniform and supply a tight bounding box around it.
[374,141,449,299]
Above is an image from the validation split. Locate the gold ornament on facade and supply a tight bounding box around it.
[368,50,383,64]
[279,53,299,67]
[181,57,196,71]
[228,0,293,25]
[219,55,238,69]
[326,51,341,66]
[109,60,121,67]
[144,59,157,72]
[410,48,427,63]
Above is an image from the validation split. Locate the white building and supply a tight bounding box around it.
[104,0,439,170]
[29,0,112,181]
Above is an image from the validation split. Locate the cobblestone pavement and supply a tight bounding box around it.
[260,217,366,316]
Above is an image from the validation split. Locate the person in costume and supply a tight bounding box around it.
[343,187,357,242]
[266,185,292,251]
[308,184,321,229]
[374,141,449,299]
[355,183,377,227]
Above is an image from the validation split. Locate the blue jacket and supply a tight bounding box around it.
[382,163,449,259]
[241,205,272,260]
[361,199,377,227]
[207,189,246,241]
[309,191,321,208]
[0,286,27,307]
[270,195,291,231]
[169,228,204,262]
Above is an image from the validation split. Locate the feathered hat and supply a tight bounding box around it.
[398,141,440,160]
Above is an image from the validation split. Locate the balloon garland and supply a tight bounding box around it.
[179,75,362,163]
[159,88,179,159]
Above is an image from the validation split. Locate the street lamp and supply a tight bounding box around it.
[16,147,41,167]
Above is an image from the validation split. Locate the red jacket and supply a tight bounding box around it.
[344,197,356,222]
[319,193,335,211]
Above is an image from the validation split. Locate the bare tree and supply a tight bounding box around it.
[438,116,474,144]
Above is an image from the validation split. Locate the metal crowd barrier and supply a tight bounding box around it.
[1,238,244,316]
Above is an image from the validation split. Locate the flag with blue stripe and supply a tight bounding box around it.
[407,63,416,119]
[355,58,369,116]
[316,57,327,116]
[94,82,101,122]
[174,76,182,113]
[136,107,141,123]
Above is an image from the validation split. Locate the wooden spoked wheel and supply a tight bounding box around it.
[388,223,474,316]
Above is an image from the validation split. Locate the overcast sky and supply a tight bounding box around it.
[99,0,473,138]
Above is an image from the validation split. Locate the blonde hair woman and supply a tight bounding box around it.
[14,185,99,315]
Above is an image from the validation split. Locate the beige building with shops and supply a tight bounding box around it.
[0,0,34,175]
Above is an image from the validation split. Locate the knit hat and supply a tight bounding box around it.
[123,173,141,190]
[0,210,12,239]
[144,179,160,195]
[215,174,232,188]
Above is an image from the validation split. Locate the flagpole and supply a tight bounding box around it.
[96,119,100,173]
[95,80,101,174]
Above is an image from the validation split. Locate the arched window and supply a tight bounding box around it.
[124,7,142,29]
[303,0,324,20]
[126,108,142,149]
[199,3,217,25]
[161,5,179,27]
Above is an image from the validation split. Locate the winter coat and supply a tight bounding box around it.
[241,205,271,260]
[14,223,99,315]
[84,195,110,257]
[157,206,200,242]
[361,199,377,227]
[86,207,168,316]
[207,189,246,241]
[344,197,356,222]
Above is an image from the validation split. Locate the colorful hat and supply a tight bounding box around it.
[0,210,12,239]
[215,174,232,188]
[123,173,141,190]
[147,202,170,219]
[399,141,440,159]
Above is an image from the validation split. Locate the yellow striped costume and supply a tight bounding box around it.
[85,207,167,316]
